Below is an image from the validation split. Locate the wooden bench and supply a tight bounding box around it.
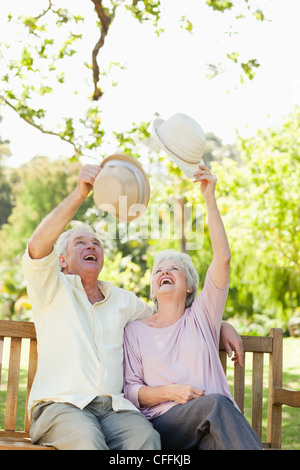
[0,320,299,450]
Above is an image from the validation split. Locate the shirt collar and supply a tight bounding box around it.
[97,280,113,303]
[65,274,113,303]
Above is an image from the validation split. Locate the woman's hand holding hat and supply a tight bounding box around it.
[193,162,217,200]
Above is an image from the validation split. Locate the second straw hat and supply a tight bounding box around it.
[93,154,150,222]
[151,113,206,178]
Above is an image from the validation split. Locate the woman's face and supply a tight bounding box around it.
[152,259,189,304]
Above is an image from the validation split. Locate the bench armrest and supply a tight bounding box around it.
[273,388,300,408]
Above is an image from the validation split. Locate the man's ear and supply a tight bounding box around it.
[59,255,67,270]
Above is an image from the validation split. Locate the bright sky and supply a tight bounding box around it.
[0,0,300,167]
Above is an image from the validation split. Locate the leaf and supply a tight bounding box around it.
[240,59,260,81]
[180,16,193,34]
[20,47,34,69]
[206,0,233,12]
[253,9,265,22]
[226,51,239,63]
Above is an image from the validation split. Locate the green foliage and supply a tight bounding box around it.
[0,173,13,227]
[0,260,30,320]
[211,107,300,331]
[226,53,260,82]
[101,251,151,302]
[0,122,13,228]
[240,58,260,82]
[0,157,93,261]
[125,0,161,26]
[206,0,233,12]
[0,0,266,158]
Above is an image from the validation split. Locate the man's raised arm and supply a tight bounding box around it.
[28,165,101,259]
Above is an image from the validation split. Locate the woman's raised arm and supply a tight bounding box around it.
[193,164,231,288]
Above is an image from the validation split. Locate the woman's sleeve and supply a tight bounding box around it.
[192,269,229,346]
[123,324,146,411]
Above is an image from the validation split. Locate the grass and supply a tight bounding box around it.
[0,337,299,449]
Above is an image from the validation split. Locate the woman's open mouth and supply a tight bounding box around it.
[159,276,175,287]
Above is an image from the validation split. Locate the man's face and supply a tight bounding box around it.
[59,229,104,278]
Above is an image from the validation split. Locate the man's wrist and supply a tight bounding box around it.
[73,186,89,204]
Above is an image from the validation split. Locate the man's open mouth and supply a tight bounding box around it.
[83,254,97,261]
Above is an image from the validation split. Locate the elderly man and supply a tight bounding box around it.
[22,164,242,450]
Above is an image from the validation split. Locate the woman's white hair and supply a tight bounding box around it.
[56,223,102,271]
[150,249,199,310]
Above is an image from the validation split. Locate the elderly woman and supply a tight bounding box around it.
[123,164,262,450]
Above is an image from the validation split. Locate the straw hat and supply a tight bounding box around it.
[151,113,206,178]
[93,154,150,222]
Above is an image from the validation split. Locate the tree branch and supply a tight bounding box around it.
[0,95,82,158]
[35,0,53,20]
[90,0,116,100]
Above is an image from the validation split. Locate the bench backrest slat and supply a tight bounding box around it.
[25,339,38,432]
[267,328,283,448]
[0,320,37,438]
[234,359,245,413]
[5,337,22,431]
[0,336,4,387]
[251,351,264,439]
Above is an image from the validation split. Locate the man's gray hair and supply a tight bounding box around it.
[150,249,199,310]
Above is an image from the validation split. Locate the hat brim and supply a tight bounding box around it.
[100,154,150,222]
[151,118,204,178]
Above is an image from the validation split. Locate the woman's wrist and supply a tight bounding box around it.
[204,193,218,210]
[139,384,173,407]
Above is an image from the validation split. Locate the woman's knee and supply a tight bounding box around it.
[203,393,233,410]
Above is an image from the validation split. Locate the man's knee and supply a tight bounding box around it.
[64,426,108,450]
[30,402,108,450]
[122,414,161,450]
[136,424,161,450]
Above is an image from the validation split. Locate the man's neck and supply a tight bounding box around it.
[82,278,105,304]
